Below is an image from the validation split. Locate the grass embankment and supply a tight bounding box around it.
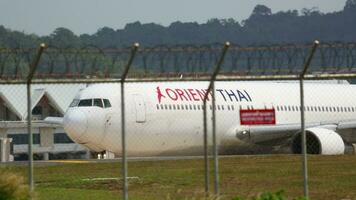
[1,155,356,200]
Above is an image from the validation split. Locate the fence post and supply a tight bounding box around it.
[120,42,139,200]
[203,42,230,196]
[299,40,319,199]
[26,43,46,195]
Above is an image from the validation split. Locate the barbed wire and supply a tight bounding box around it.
[0,42,356,79]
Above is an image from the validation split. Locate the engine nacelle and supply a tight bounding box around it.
[291,127,345,155]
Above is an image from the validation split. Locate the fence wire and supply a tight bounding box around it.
[1,43,356,200]
[1,43,356,79]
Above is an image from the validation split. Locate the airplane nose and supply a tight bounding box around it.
[63,109,88,141]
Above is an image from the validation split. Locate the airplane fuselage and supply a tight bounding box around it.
[63,81,356,156]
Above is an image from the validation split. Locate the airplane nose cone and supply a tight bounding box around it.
[63,110,88,141]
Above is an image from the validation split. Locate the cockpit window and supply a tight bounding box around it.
[71,98,111,108]
[69,99,80,107]
[78,99,92,107]
[103,99,111,108]
[94,98,103,108]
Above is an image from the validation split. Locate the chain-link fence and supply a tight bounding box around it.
[1,42,356,79]
[1,42,356,200]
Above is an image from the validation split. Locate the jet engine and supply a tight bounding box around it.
[291,127,345,155]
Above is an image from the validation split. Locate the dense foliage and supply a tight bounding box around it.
[232,190,307,200]
[1,1,356,48]
[0,171,32,200]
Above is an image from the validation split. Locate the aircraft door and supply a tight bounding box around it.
[103,113,114,140]
[133,94,146,123]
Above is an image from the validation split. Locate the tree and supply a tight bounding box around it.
[49,27,80,47]
[344,0,356,10]
[252,5,272,16]
[94,27,117,47]
[301,7,321,16]
[1,2,356,48]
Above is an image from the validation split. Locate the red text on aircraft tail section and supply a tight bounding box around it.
[240,109,276,125]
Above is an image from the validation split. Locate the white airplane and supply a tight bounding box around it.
[47,81,356,156]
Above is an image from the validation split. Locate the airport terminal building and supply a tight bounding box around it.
[0,83,91,162]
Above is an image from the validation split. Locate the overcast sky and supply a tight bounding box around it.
[0,0,347,36]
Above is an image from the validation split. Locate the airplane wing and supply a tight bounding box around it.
[337,120,356,129]
[234,120,356,145]
[44,117,63,125]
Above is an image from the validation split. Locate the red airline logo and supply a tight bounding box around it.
[156,86,253,103]
[156,86,166,103]
[156,86,210,103]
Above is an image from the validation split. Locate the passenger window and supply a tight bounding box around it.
[93,98,103,108]
[103,99,112,108]
[78,99,92,107]
[231,105,234,110]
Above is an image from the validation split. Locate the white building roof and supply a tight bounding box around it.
[0,84,86,120]
[0,92,22,119]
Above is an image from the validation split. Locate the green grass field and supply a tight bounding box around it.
[1,155,356,200]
